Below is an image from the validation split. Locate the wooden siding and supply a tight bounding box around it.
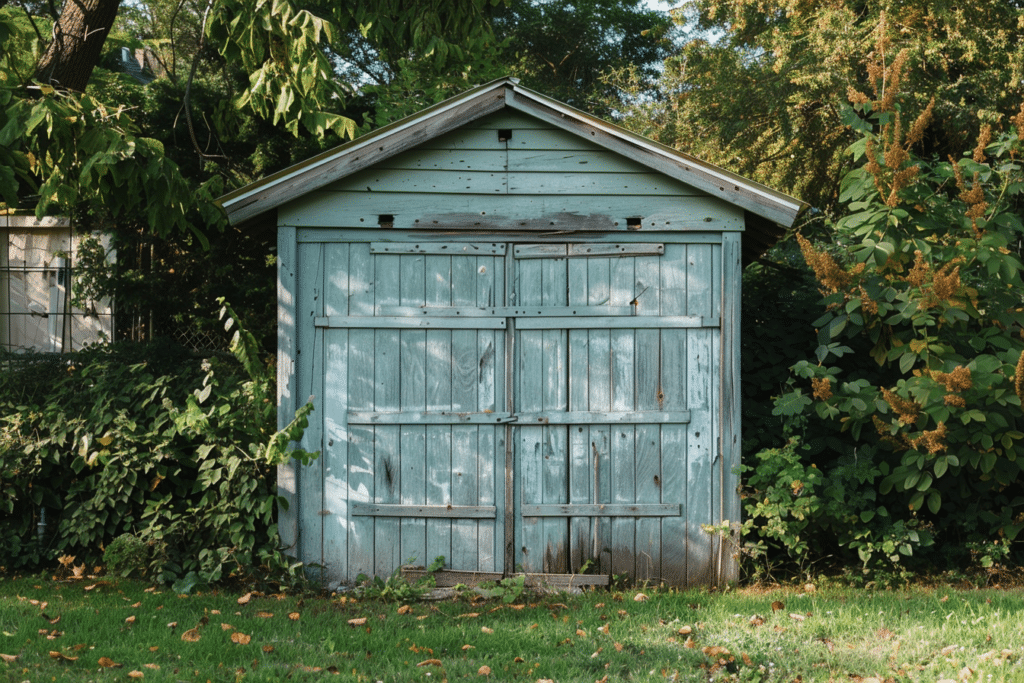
[279,111,744,233]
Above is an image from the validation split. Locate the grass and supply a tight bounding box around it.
[2,573,1024,682]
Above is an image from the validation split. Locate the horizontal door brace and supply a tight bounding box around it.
[513,243,665,258]
[347,410,689,425]
[315,316,506,329]
[352,503,497,519]
[517,315,711,330]
[370,242,507,256]
[376,305,636,318]
[522,504,682,517]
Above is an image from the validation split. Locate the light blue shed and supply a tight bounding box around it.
[219,78,805,588]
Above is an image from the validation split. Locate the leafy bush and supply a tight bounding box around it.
[744,47,1024,578]
[0,303,317,585]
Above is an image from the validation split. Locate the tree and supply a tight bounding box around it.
[618,0,1024,215]
[35,0,122,91]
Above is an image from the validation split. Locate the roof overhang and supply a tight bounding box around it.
[218,78,807,247]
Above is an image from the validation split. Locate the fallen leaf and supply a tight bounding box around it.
[262,645,275,653]
[461,644,475,651]
[221,623,234,631]
[803,583,816,593]
[288,612,300,621]
[0,653,18,663]
[98,656,122,668]
[481,627,494,634]
[742,652,753,666]
[514,657,524,663]
[148,647,159,652]
[167,622,177,629]
[181,628,201,642]
[633,593,648,602]
[458,613,481,619]
[210,610,220,615]
[347,617,367,627]
[231,632,251,645]
[614,642,623,652]
[576,629,587,637]
[478,665,491,675]
[702,646,730,658]
[678,625,692,635]
[256,611,273,618]
[125,616,136,624]
[237,593,252,605]
[770,601,784,612]
[417,659,442,667]
[789,613,806,621]
[749,615,765,626]
[537,679,555,683]
[128,671,144,679]
[130,602,142,608]
[49,651,77,662]
[958,667,974,682]
[598,624,610,635]
[397,605,412,615]
[143,664,160,670]
[144,587,157,593]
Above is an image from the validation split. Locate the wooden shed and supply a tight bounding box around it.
[219,78,805,588]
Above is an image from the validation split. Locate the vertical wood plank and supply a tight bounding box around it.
[346,244,374,581]
[659,244,688,585]
[399,254,427,568]
[276,226,299,556]
[516,256,543,572]
[451,254,478,571]
[587,257,612,573]
[373,254,401,578]
[322,241,350,585]
[541,257,569,573]
[719,234,741,584]
[567,255,591,572]
[635,323,662,583]
[685,244,715,586]
[296,242,324,574]
[425,255,453,569]
[609,257,635,579]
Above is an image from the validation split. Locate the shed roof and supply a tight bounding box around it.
[219,78,806,256]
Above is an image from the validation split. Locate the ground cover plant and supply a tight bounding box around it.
[2,573,1024,683]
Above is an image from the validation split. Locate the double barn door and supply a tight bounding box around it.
[314,239,722,584]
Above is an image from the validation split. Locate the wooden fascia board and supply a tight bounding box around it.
[506,87,805,228]
[219,84,511,225]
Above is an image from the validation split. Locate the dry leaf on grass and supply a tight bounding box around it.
[237,593,252,605]
[0,653,18,663]
[614,642,623,652]
[262,646,274,653]
[128,671,144,679]
[143,664,160,670]
[576,629,587,637]
[221,623,234,631]
[256,611,273,618]
[417,659,442,667]
[702,646,730,658]
[598,624,610,635]
[148,646,159,652]
[181,628,201,642]
[462,645,475,651]
[125,616,136,624]
[749,615,765,626]
[678,626,692,635]
[98,656,122,668]
[514,657,524,663]
[458,613,480,619]
[49,651,77,662]
[633,593,648,602]
[347,617,367,627]
[788,613,806,621]
[941,645,958,656]
[288,612,301,621]
[231,632,251,645]
[478,665,491,675]
[770,601,784,612]
[481,626,494,634]
[397,605,412,615]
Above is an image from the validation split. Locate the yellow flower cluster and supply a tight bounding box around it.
[912,422,948,455]
[796,233,859,293]
[811,377,833,401]
[881,387,920,426]
[932,365,972,392]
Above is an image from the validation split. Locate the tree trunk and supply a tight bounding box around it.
[35,0,123,92]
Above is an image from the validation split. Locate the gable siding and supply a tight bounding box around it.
[279,112,744,233]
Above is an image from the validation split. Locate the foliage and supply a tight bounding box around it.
[747,50,1024,576]
[0,307,318,585]
[353,556,444,602]
[617,3,1024,215]
[102,533,150,578]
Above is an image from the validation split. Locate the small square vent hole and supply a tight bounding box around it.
[498,129,512,142]
[626,217,643,230]
[378,214,394,228]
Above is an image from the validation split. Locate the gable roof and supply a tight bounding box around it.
[218,78,806,253]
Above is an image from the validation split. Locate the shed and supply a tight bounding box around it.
[219,78,805,588]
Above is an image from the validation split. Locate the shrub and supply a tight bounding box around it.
[0,303,317,585]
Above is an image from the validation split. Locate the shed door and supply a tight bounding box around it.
[322,240,718,584]
[511,244,702,582]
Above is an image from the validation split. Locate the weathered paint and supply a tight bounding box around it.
[256,95,795,588]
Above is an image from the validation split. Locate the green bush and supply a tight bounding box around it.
[0,303,317,585]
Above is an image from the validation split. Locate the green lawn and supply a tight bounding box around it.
[2,573,1023,682]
